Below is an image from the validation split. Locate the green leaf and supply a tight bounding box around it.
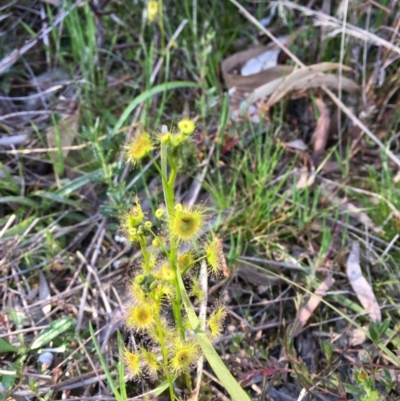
[147,380,169,397]
[369,322,380,344]
[0,216,36,238]
[117,331,127,400]
[108,81,199,142]
[55,166,112,197]
[176,269,251,401]
[89,323,122,401]
[0,196,39,209]
[30,317,75,350]
[380,318,391,336]
[0,338,18,353]
[32,191,83,208]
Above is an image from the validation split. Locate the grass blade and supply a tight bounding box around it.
[176,269,251,401]
[89,322,122,401]
[108,81,199,140]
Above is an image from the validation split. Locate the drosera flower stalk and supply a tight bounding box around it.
[205,233,226,276]
[124,349,141,379]
[169,338,200,375]
[125,130,153,165]
[207,304,227,341]
[119,119,249,400]
[140,347,161,379]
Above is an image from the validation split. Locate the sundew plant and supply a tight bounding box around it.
[120,119,249,400]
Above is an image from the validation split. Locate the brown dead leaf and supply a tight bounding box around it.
[264,63,349,105]
[266,71,358,107]
[340,201,379,232]
[236,264,283,287]
[319,184,380,232]
[284,139,308,151]
[296,166,310,189]
[295,166,316,189]
[246,63,358,108]
[332,326,368,347]
[346,328,367,346]
[247,75,285,105]
[346,241,381,322]
[292,274,335,336]
[221,38,292,91]
[312,98,330,166]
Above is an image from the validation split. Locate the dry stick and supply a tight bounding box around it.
[76,218,107,331]
[337,0,350,151]
[0,214,16,239]
[229,0,400,170]
[78,337,110,396]
[11,373,112,398]
[0,85,64,101]
[41,2,51,68]
[317,175,400,220]
[380,234,400,261]
[2,127,126,154]
[0,0,83,75]
[4,217,46,335]
[361,3,372,109]
[189,260,208,401]
[22,51,48,111]
[150,19,188,84]
[0,325,50,338]
[0,109,56,121]
[23,284,85,311]
[187,137,216,209]
[274,185,400,253]
[324,86,400,169]
[53,324,109,373]
[0,215,99,274]
[76,251,112,315]
[279,0,400,56]
[99,284,129,352]
[19,211,69,248]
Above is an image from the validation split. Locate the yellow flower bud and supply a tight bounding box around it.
[155,208,165,219]
[178,118,196,135]
[147,0,158,22]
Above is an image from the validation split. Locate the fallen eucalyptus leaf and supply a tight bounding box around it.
[346,242,381,322]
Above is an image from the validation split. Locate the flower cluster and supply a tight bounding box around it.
[120,119,228,393]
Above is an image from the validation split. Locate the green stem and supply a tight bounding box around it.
[160,144,174,216]
[154,301,175,400]
[158,0,165,57]
[160,142,189,394]
[167,156,178,187]
[139,238,150,272]
[160,144,185,341]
